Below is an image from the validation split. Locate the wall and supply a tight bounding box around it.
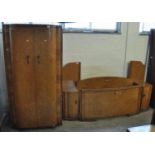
[0,22,149,112]
[125,23,148,75]
[63,22,149,79]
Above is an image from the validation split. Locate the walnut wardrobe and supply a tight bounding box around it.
[3,24,62,129]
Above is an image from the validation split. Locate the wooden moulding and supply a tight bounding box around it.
[63,92,79,120]
[77,77,135,89]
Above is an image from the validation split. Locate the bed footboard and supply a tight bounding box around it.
[79,86,142,120]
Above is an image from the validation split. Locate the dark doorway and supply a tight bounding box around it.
[147,29,155,108]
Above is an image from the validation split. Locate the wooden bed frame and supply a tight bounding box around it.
[63,77,152,120]
[79,87,142,120]
[62,62,81,82]
[62,62,152,121]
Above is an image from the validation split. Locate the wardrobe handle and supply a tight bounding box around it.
[26,55,30,64]
[37,56,40,64]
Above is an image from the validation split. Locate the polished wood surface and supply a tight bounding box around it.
[34,26,62,127]
[141,83,152,111]
[63,62,81,82]
[3,24,62,128]
[77,77,135,89]
[62,77,143,120]
[62,81,79,120]
[12,26,37,128]
[79,86,142,120]
[63,92,79,120]
[128,61,145,84]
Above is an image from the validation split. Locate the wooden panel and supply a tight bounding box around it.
[128,61,145,84]
[141,83,152,111]
[63,62,81,82]
[62,80,79,120]
[79,86,142,120]
[77,77,135,89]
[63,92,79,120]
[10,26,37,128]
[55,27,63,125]
[34,26,62,127]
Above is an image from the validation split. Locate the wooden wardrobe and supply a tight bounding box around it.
[3,24,62,129]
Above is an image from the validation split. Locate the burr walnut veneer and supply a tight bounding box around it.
[128,60,152,111]
[63,77,147,120]
[62,60,152,121]
[77,77,142,120]
[62,62,81,82]
[3,24,62,129]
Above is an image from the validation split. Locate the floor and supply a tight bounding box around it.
[1,109,153,132]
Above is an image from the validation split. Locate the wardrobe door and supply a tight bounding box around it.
[34,26,62,127]
[10,26,37,128]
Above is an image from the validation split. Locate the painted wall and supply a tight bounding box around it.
[63,22,149,79]
[0,22,149,112]
[125,22,148,75]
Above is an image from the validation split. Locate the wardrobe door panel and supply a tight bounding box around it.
[34,26,62,127]
[11,26,37,128]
